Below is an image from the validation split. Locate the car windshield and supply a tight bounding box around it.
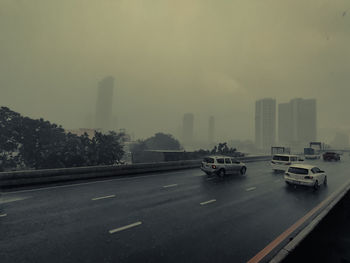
[288,167,309,175]
[203,158,215,163]
[273,155,290,162]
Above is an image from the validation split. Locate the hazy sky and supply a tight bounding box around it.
[1,0,349,142]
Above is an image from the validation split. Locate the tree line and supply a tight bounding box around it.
[0,107,125,171]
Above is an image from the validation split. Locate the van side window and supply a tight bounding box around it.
[217,158,224,164]
[225,158,231,164]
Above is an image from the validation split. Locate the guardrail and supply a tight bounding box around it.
[0,155,270,188]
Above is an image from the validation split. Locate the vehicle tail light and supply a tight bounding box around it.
[212,165,217,169]
[285,162,291,165]
[304,176,313,179]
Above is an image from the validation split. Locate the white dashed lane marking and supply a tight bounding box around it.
[109,221,142,234]
[246,187,257,192]
[200,199,217,206]
[163,184,178,189]
[92,195,116,201]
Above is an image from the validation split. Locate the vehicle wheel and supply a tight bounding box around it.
[240,167,247,175]
[285,181,291,186]
[218,169,225,178]
[313,180,319,190]
[323,176,327,186]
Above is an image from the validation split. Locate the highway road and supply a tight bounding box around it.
[1,156,350,263]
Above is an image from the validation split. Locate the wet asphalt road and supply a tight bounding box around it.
[1,156,350,263]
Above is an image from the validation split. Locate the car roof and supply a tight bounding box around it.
[289,164,317,169]
[206,155,236,159]
[272,154,298,157]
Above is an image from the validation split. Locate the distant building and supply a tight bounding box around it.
[84,113,94,129]
[255,98,276,150]
[208,116,215,144]
[95,76,114,131]
[331,132,349,149]
[182,113,194,146]
[278,98,317,148]
[278,102,292,144]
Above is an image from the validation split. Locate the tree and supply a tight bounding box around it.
[210,142,237,156]
[0,107,22,171]
[0,107,126,170]
[144,133,182,150]
[89,131,125,166]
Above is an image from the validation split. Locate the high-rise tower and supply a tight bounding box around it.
[255,98,276,150]
[95,76,114,131]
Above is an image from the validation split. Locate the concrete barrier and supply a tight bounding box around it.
[246,176,350,263]
[0,155,271,188]
[269,178,350,263]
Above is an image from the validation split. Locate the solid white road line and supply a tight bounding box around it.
[163,184,178,188]
[92,195,116,201]
[0,213,7,218]
[109,221,142,234]
[0,196,31,204]
[200,199,217,206]
[246,187,257,191]
[4,171,190,195]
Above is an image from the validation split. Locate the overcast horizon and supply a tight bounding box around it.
[1,0,350,143]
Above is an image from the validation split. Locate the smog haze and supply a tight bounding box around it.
[1,0,349,142]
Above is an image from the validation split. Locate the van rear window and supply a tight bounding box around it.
[288,167,309,175]
[273,155,289,162]
[203,158,214,163]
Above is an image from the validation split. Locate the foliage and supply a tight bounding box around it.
[131,132,182,153]
[210,142,237,156]
[188,142,243,160]
[0,107,125,171]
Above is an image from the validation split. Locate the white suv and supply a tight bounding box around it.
[284,164,327,190]
[201,156,247,177]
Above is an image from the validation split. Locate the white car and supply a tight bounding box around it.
[201,156,247,177]
[284,164,327,190]
[271,154,299,172]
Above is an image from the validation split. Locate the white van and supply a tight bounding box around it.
[271,154,299,172]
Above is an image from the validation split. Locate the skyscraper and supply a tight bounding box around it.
[255,98,276,150]
[182,113,194,145]
[95,76,114,131]
[278,98,317,146]
[278,102,292,144]
[208,116,215,144]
